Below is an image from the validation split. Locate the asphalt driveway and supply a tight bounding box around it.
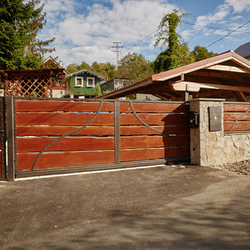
[0,164,250,249]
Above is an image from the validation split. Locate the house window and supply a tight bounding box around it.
[87,77,95,87]
[75,77,83,87]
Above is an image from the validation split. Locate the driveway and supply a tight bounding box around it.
[0,164,250,249]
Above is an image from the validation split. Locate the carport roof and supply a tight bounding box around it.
[96,50,250,102]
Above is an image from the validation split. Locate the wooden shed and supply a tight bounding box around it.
[96,50,250,102]
[0,68,64,98]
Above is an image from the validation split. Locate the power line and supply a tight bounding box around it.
[108,30,157,64]
[206,19,250,48]
[186,22,250,34]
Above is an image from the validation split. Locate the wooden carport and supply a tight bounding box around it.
[96,50,250,102]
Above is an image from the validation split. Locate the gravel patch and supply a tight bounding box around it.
[221,160,250,175]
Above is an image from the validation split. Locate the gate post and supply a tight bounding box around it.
[114,101,120,164]
[6,96,16,181]
[189,98,225,166]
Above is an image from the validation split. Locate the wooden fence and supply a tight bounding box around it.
[224,103,250,132]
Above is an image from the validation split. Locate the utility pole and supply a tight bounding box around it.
[112,42,123,67]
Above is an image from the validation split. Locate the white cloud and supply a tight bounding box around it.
[226,0,250,12]
[38,0,178,67]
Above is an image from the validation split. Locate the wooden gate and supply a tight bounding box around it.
[8,97,190,178]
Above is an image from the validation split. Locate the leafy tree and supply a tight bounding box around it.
[154,42,194,73]
[191,46,217,62]
[0,0,55,69]
[115,53,154,82]
[66,63,80,73]
[91,62,115,80]
[154,9,194,73]
[79,61,91,70]
[95,82,102,96]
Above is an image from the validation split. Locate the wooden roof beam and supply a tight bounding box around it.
[206,65,250,74]
[231,91,248,102]
[170,81,250,93]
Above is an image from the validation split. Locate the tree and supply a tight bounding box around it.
[115,53,154,82]
[91,62,115,80]
[154,9,194,73]
[154,42,194,73]
[65,63,79,73]
[0,0,55,69]
[95,82,102,96]
[191,46,217,62]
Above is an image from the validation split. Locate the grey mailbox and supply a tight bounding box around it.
[208,107,221,132]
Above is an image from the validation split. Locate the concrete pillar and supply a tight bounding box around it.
[189,98,225,166]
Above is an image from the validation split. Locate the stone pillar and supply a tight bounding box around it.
[189,98,225,166]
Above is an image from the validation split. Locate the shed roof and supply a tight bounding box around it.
[95,50,250,102]
[64,68,106,80]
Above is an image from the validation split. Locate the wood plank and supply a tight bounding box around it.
[16,113,115,126]
[224,104,250,112]
[224,113,250,121]
[120,146,190,162]
[17,137,115,153]
[119,102,189,113]
[206,65,250,74]
[16,126,114,136]
[224,121,250,131]
[16,100,114,112]
[120,125,190,135]
[16,113,187,126]
[17,150,115,170]
[120,135,190,149]
[16,125,189,136]
[120,113,188,126]
[172,81,250,92]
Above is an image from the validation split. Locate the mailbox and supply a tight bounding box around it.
[188,111,199,128]
[208,107,221,131]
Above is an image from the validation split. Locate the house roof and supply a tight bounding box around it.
[95,50,250,102]
[64,68,106,80]
[235,42,250,58]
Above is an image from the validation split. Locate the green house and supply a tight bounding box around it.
[63,69,106,99]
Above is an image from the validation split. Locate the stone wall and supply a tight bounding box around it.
[189,98,250,167]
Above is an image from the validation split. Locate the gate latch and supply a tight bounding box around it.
[188,111,199,128]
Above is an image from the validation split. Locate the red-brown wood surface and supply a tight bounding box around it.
[224,121,250,131]
[17,137,115,153]
[16,113,187,126]
[120,113,188,126]
[17,150,115,170]
[16,100,188,113]
[224,113,250,121]
[119,102,189,113]
[16,100,114,112]
[120,146,190,162]
[16,113,115,126]
[224,104,250,112]
[16,125,189,136]
[120,135,189,149]
[16,126,114,136]
[120,125,189,135]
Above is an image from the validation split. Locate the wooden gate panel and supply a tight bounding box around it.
[119,102,190,163]
[16,99,116,173]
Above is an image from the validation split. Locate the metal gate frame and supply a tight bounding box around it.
[6,96,190,180]
[0,97,6,180]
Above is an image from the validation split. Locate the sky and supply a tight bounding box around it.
[38,0,250,68]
